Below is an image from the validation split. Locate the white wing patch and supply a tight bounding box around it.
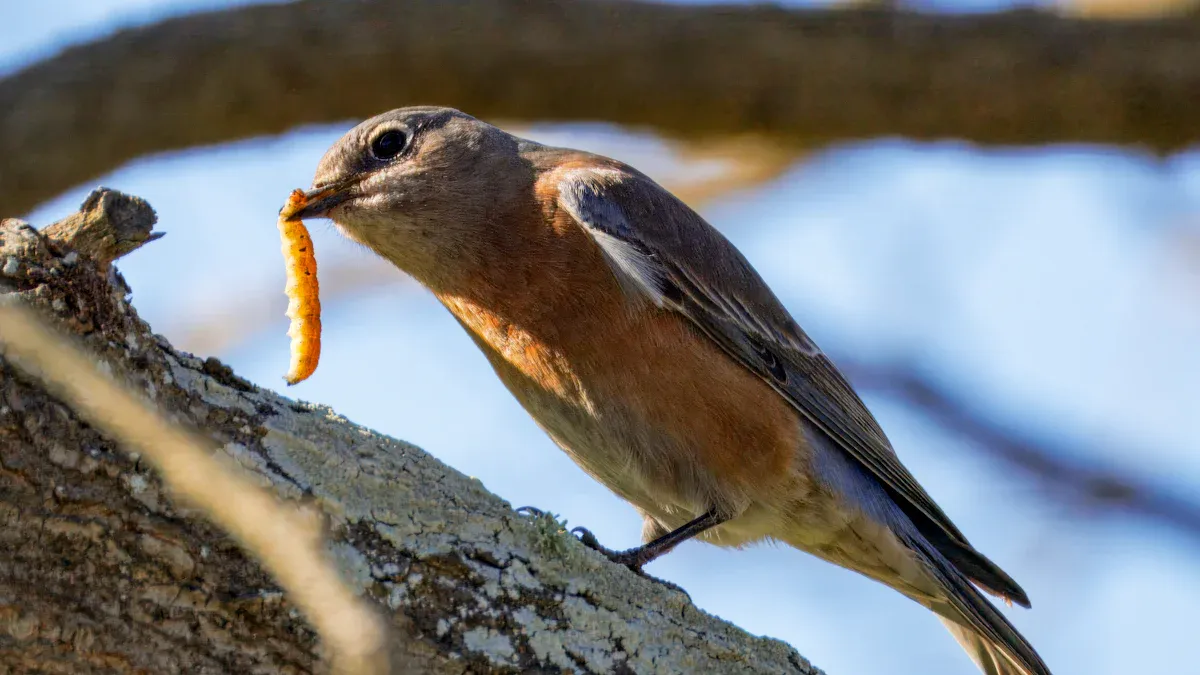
[556,166,820,357]
[557,168,668,306]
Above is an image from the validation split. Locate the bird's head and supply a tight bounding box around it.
[284,106,534,281]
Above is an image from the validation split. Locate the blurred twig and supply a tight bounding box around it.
[668,136,802,210]
[0,299,391,675]
[840,359,1200,539]
[5,0,1200,216]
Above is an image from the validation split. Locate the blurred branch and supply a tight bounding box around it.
[4,0,1200,215]
[840,360,1200,539]
[668,136,803,210]
[1058,0,1200,18]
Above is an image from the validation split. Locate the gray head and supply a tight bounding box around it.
[286,106,536,278]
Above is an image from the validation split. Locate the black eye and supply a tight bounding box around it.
[370,129,407,160]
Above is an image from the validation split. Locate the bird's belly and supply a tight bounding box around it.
[470,326,812,544]
[503,370,911,565]
[444,294,810,545]
[532,399,815,551]
[507,378,698,517]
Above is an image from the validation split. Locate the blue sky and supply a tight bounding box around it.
[9,3,1200,675]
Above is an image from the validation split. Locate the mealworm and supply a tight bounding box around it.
[278,189,321,385]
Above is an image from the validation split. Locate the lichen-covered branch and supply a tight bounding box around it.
[0,303,391,675]
[0,190,819,672]
[4,0,1200,216]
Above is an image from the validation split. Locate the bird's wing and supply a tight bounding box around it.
[557,165,976,551]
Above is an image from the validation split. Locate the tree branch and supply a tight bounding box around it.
[0,191,819,672]
[4,1,1200,215]
[0,301,390,675]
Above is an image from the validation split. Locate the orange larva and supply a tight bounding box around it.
[278,189,321,385]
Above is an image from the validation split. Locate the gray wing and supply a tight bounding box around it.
[558,165,1029,607]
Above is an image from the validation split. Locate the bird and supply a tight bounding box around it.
[286,106,1051,675]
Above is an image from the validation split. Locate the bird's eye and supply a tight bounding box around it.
[370,129,408,161]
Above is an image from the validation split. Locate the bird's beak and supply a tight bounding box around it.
[280,176,358,220]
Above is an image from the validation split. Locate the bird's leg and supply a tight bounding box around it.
[571,509,727,599]
[571,508,728,570]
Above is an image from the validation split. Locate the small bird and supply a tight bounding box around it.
[288,106,1051,675]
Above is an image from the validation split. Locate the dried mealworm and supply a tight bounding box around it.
[278,189,321,385]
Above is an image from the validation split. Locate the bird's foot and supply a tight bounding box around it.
[514,506,548,518]
[570,526,692,602]
[570,526,646,567]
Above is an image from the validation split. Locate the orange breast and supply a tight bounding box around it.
[593,308,801,493]
[436,209,800,506]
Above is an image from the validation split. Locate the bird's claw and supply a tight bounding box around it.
[569,526,606,553]
[515,506,547,518]
[570,526,643,568]
[569,526,692,602]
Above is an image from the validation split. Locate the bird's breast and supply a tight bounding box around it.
[437,289,807,524]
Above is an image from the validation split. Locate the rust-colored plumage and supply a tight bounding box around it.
[281,106,1052,675]
[277,189,321,385]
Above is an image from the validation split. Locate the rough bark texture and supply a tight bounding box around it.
[0,190,821,673]
[3,1,1200,216]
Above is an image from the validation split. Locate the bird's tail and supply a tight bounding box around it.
[910,536,1051,675]
[939,615,1038,675]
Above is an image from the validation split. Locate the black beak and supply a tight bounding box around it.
[280,177,358,220]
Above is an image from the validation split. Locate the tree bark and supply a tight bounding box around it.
[0,190,821,674]
[3,1,1199,216]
